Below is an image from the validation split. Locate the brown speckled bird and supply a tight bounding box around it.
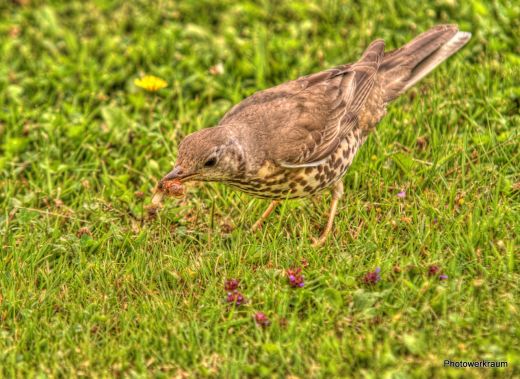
[158,24,471,245]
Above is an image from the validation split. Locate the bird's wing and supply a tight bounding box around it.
[272,39,385,167]
[219,39,384,168]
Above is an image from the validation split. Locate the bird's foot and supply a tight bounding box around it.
[311,233,328,247]
[251,200,279,233]
[310,181,344,247]
[251,219,264,232]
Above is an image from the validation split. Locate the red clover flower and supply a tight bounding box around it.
[363,267,381,285]
[287,268,305,288]
[254,312,270,327]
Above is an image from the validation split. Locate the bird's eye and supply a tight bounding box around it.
[204,157,217,167]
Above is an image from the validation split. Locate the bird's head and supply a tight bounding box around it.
[159,126,245,188]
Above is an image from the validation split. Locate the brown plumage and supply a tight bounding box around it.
[158,24,471,245]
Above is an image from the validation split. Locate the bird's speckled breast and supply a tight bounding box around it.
[225,131,365,199]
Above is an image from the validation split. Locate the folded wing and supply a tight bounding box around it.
[219,39,385,168]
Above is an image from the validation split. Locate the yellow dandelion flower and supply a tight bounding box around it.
[134,75,168,92]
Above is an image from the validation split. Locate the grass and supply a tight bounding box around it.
[1,0,519,377]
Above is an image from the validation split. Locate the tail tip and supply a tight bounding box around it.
[455,31,472,45]
[458,30,472,39]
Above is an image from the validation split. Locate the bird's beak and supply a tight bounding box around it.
[162,166,184,181]
[158,165,197,190]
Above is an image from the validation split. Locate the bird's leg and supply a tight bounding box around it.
[312,180,344,247]
[251,200,280,231]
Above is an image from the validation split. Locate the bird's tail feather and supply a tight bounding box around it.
[381,24,471,102]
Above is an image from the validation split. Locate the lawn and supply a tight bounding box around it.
[1,0,519,377]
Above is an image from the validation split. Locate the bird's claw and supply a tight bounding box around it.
[251,221,263,232]
[311,235,327,247]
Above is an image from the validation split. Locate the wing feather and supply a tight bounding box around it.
[278,39,385,167]
[218,39,385,168]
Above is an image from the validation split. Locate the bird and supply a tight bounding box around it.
[157,24,471,246]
